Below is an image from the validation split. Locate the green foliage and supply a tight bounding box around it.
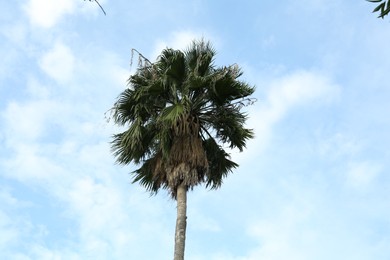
[110,39,255,197]
[367,0,390,18]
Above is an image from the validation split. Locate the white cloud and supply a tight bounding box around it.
[0,211,20,251]
[23,0,76,28]
[346,161,382,189]
[316,132,362,160]
[233,70,340,163]
[0,137,172,259]
[287,0,339,14]
[191,176,387,260]
[2,143,66,182]
[25,78,52,99]
[22,0,106,29]
[0,22,27,48]
[0,189,19,208]
[4,101,51,142]
[2,99,69,143]
[64,177,132,257]
[39,42,75,83]
[0,24,23,83]
[189,208,221,232]
[0,192,37,259]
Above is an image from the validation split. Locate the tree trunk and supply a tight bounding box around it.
[174,183,187,260]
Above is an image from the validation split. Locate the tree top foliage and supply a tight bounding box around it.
[109,40,255,197]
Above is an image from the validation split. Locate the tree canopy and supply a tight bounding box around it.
[110,40,255,198]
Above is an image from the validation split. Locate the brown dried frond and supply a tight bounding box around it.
[151,153,167,189]
[145,114,210,198]
[166,163,199,191]
[166,114,209,197]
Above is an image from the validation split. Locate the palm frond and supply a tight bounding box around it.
[157,103,185,125]
[132,154,166,194]
[367,0,390,18]
[185,39,216,77]
[201,106,254,151]
[111,120,156,164]
[203,138,238,189]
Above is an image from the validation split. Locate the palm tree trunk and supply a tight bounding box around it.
[174,183,187,260]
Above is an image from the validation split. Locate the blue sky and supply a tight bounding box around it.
[1,0,390,259]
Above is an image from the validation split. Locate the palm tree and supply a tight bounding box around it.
[110,39,255,260]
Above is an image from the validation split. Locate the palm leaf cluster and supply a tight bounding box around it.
[111,40,255,197]
[367,0,390,18]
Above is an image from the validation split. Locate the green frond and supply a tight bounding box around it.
[185,39,216,76]
[158,103,186,125]
[158,48,186,84]
[367,0,390,19]
[187,73,209,90]
[111,120,156,164]
[132,154,166,194]
[155,125,173,160]
[203,138,238,189]
[208,67,255,105]
[202,106,254,151]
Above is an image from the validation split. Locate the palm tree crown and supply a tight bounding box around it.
[111,40,255,197]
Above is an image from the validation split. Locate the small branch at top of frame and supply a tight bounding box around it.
[85,0,106,15]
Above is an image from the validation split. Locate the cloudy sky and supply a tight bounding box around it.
[1,0,390,259]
